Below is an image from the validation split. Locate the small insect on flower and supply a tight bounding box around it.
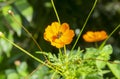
[44,22,75,48]
[83,30,108,42]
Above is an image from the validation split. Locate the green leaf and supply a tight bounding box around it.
[0,47,3,63]
[69,47,83,58]
[10,16,22,36]
[0,31,13,57]
[107,61,120,79]
[96,56,107,69]
[29,65,50,79]
[86,73,103,79]
[0,0,4,2]
[99,45,113,55]
[0,73,6,79]
[16,61,28,76]
[2,6,22,36]
[0,55,3,63]
[84,47,98,59]
[100,70,110,74]
[5,69,19,79]
[96,45,113,69]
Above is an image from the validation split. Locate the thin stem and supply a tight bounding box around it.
[25,64,44,79]
[83,58,120,64]
[95,42,98,48]
[2,36,63,75]
[8,10,42,51]
[51,0,61,24]
[64,45,66,55]
[71,0,98,51]
[2,36,45,65]
[7,10,64,75]
[8,10,49,61]
[99,24,120,50]
[59,48,62,55]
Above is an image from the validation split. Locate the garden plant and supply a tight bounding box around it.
[0,0,120,79]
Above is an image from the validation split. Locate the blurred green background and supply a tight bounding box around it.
[0,0,120,78]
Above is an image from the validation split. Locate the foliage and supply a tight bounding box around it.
[107,61,120,79]
[36,45,114,79]
[0,0,120,79]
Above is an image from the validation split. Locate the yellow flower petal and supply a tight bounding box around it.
[83,30,108,42]
[44,22,75,48]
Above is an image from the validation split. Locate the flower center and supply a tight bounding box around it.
[57,32,63,39]
[52,32,63,42]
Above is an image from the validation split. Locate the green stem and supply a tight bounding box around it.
[99,24,120,50]
[2,36,61,74]
[71,0,98,51]
[59,48,62,55]
[3,36,64,75]
[8,10,49,61]
[3,36,45,64]
[8,10,42,51]
[25,64,43,79]
[64,45,67,55]
[95,42,98,48]
[51,0,61,24]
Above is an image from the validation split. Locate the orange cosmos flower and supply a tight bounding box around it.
[44,22,75,48]
[83,30,108,42]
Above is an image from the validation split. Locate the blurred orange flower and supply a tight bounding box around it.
[44,22,75,48]
[83,30,108,42]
